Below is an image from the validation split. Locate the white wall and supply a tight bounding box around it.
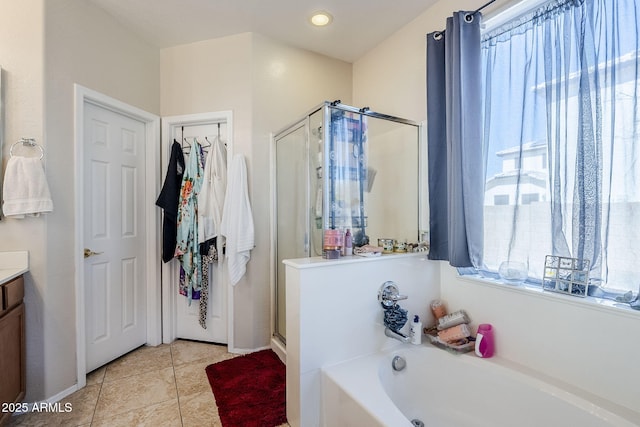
[353,0,480,120]
[161,33,352,350]
[441,265,640,414]
[285,254,440,427]
[354,0,640,416]
[2,2,350,401]
[249,34,351,349]
[43,0,160,402]
[0,0,160,401]
[0,0,46,401]
[7,0,635,410]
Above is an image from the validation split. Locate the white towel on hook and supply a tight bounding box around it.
[198,136,227,243]
[220,154,254,286]
[2,156,53,218]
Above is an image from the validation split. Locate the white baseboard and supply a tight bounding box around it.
[12,383,79,416]
[229,344,273,355]
[271,337,287,364]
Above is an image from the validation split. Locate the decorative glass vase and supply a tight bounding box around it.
[498,261,528,285]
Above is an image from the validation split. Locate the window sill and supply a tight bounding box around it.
[457,273,640,320]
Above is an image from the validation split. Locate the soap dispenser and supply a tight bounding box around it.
[410,315,422,345]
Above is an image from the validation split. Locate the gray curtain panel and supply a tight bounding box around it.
[426,11,484,268]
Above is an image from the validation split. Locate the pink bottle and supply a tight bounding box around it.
[475,324,494,358]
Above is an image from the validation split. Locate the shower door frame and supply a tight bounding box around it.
[271,114,314,346]
[271,101,423,350]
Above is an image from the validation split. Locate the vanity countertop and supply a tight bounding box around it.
[0,251,29,284]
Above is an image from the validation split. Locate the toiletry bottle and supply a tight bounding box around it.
[344,229,353,256]
[430,300,447,320]
[437,310,470,330]
[323,229,342,258]
[475,324,495,358]
[410,315,422,345]
[437,323,471,343]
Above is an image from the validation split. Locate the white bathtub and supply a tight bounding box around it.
[321,344,639,427]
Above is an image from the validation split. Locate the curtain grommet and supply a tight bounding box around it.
[464,13,474,23]
[433,31,443,41]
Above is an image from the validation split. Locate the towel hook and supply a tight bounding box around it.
[10,138,44,159]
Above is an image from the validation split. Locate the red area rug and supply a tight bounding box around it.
[206,349,287,427]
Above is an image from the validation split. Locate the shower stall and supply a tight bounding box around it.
[272,101,421,344]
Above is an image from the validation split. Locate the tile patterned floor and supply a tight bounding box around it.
[8,340,290,427]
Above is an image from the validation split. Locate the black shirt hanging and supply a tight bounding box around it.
[156,140,186,263]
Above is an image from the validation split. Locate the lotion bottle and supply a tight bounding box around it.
[344,229,353,256]
[475,324,495,358]
[410,315,422,345]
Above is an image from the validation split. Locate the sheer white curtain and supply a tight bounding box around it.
[481,0,640,294]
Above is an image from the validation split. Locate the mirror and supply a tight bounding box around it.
[322,104,421,249]
[354,112,420,245]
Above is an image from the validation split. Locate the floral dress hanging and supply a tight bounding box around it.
[175,140,204,304]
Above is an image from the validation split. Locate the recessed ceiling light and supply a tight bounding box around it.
[310,11,333,27]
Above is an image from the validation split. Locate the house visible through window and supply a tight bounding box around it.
[480,0,640,294]
[493,195,509,205]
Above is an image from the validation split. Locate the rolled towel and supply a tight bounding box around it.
[353,245,383,257]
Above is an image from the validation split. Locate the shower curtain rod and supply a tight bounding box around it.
[432,0,496,38]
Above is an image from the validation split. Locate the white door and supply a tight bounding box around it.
[167,120,229,343]
[161,113,232,345]
[84,101,148,372]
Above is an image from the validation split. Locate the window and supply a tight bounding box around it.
[494,195,509,205]
[481,0,640,294]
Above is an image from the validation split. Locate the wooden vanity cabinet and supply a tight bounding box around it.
[0,275,26,426]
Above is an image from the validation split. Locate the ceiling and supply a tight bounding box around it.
[88,0,440,63]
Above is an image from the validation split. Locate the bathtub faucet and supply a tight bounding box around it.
[384,327,412,343]
[378,281,408,309]
[378,281,411,343]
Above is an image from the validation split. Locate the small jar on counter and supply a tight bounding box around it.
[378,238,394,253]
[393,240,407,253]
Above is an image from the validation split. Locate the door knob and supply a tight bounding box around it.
[84,248,103,258]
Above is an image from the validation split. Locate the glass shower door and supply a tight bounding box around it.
[274,121,309,343]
